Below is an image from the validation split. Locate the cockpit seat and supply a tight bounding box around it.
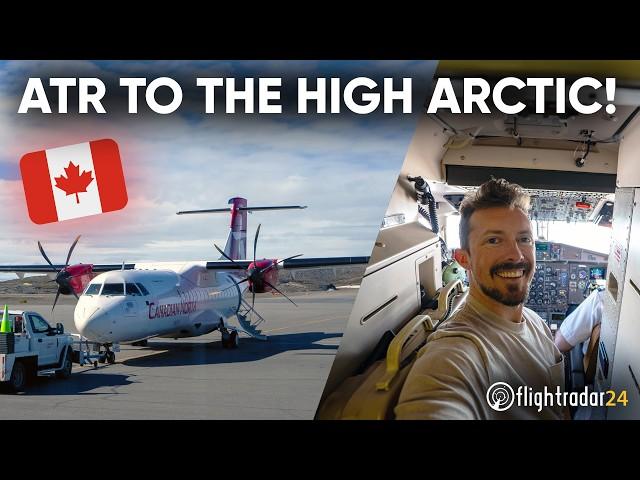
[317,280,468,420]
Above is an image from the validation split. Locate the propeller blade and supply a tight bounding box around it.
[253,223,261,265]
[251,289,256,312]
[258,264,275,275]
[214,244,242,266]
[258,254,304,275]
[51,290,61,312]
[65,235,81,267]
[264,280,298,307]
[261,254,303,274]
[277,253,304,265]
[38,241,58,272]
[220,277,249,294]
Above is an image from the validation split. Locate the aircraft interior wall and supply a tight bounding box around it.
[603,111,640,419]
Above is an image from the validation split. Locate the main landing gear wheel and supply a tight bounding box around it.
[229,330,239,349]
[221,329,239,349]
[106,351,116,364]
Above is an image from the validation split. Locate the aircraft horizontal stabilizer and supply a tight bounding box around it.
[176,205,307,215]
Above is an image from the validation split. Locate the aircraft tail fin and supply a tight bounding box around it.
[223,197,248,261]
[176,198,307,261]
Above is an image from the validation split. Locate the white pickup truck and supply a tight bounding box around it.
[0,310,74,392]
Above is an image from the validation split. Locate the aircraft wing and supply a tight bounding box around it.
[280,257,370,268]
[205,261,251,270]
[204,256,370,270]
[0,257,371,273]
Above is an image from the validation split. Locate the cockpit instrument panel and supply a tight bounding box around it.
[526,241,607,332]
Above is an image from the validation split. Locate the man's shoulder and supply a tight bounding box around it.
[523,306,544,322]
[409,337,486,388]
[434,304,477,332]
[419,329,486,367]
[428,305,499,356]
[523,306,549,328]
[523,306,554,339]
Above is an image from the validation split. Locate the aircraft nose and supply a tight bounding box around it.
[75,307,112,343]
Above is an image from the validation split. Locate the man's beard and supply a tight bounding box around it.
[479,283,528,307]
[479,261,533,307]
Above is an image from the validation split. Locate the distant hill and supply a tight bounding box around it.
[0,275,57,295]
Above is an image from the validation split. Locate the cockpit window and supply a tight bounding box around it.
[125,283,142,296]
[84,283,102,295]
[101,283,124,296]
[136,283,150,296]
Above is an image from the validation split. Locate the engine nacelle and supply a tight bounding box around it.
[64,264,95,294]
[247,259,279,293]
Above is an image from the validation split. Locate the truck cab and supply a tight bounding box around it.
[0,310,75,392]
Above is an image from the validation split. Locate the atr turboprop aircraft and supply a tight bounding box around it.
[0,197,369,362]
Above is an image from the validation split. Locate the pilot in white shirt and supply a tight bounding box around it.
[554,289,605,354]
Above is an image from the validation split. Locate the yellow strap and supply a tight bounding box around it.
[376,314,432,391]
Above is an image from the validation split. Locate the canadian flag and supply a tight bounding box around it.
[20,139,128,225]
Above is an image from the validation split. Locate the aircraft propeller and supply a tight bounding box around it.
[38,235,81,311]
[214,224,302,311]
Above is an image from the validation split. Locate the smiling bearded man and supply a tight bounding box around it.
[395,178,565,420]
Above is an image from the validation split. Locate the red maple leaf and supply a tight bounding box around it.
[54,162,94,204]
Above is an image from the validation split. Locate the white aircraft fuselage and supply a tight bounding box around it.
[0,198,316,351]
[74,262,247,344]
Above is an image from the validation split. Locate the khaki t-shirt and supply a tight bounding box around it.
[395,294,565,420]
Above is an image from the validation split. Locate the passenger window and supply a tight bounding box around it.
[126,283,142,296]
[136,283,150,296]
[101,283,125,296]
[29,314,51,333]
[85,283,102,295]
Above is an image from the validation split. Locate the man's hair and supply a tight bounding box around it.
[459,178,530,250]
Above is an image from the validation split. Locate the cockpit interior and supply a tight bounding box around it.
[317,61,640,420]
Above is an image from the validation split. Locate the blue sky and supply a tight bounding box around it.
[0,60,436,277]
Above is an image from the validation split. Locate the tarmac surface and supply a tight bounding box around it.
[0,290,356,419]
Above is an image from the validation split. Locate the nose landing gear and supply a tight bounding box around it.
[97,344,117,364]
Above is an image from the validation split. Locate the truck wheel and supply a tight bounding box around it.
[56,350,73,379]
[9,361,27,392]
